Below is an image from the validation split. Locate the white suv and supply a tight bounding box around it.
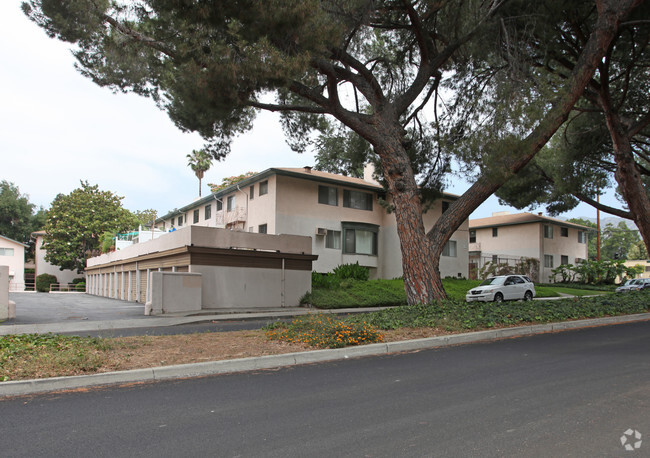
[466,275,536,302]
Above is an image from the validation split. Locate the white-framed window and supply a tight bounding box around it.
[343,189,373,211]
[204,204,211,220]
[544,225,553,239]
[561,227,568,237]
[325,230,341,249]
[578,231,586,243]
[0,248,15,256]
[442,240,457,257]
[216,199,223,211]
[259,181,268,196]
[227,195,235,212]
[177,215,183,227]
[193,209,199,224]
[469,230,476,243]
[561,255,569,265]
[258,224,267,234]
[249,185,254,200]
[544,254,554,268]
[343,223,378,255]
[492,227,498,237]
[318,185,338,206]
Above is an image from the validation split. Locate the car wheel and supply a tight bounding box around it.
[494,292,504,303]
[524,291,533,301]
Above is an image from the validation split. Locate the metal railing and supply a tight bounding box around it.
[49,283,86,293]
[8,282,36,292]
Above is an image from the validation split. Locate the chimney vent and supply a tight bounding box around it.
[304,166,312,173]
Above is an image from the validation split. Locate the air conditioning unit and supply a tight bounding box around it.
[316,227,327,236]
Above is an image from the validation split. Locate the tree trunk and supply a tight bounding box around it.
[425,0,640,266]
[374,131,446,304]
[602,113,650,255]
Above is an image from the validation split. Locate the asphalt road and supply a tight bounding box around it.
[2,320,648,457]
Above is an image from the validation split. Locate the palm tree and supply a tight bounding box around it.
[186,149,212,197]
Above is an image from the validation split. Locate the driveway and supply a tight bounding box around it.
[4,292,146,325]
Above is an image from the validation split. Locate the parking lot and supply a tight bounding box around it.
[4,292,146,325]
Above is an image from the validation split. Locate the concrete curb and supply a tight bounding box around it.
[1,312,649,398]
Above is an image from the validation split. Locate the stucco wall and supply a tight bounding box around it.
[191,265,310,308]
[275,175,384,274]
[0,238,25,289]
[33,235,79,285]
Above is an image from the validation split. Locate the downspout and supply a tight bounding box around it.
[236,184,249,230]
[281,258,286,308]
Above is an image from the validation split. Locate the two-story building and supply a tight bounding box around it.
[157,165,470,280]
[469,212,590,282]
[0,234,28,291]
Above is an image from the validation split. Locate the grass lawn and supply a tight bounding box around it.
[305,277,612,308]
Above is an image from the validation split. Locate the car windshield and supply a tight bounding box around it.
[479,277,505,286]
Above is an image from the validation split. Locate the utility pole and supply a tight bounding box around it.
[597,194,601,261]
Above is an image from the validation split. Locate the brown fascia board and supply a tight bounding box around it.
[470,213,593,231]
[157,167,460,222]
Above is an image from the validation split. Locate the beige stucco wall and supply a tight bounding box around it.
[192,265,310,308]
[0,238,26,289]
[274,175,384,275]
[379,200,470,280]
[88,226,313,268]
[471,223,589,282]
[33,234,79,285]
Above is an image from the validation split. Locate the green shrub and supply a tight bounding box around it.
[75,282,86,292]
[311,271,340,289]
[35,274,58,293]
[333,262,369,281]
[72,277,85,284]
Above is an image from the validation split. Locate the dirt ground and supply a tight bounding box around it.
[98,327,453,373]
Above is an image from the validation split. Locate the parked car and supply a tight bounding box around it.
[466,275,536,302]
[615,279,641,293]
[628,278,650,292]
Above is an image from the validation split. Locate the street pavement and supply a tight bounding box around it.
[1,292,649,398]
[2,321,648,457]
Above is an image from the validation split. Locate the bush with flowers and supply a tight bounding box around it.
[264,314,383,349]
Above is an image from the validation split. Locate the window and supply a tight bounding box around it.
[469,230,476,243]
[544,254,554,268]
[492,255,498,263]
[259,180,268,196]
[258,224,267,234]
[561,255,569,265]
[343,189,373,211]
[177,215,183,227]
[578,231,586,243]
[249,185,254,200]
[442,201,450,213]
[227,195,235,212]
[544,225,553,239]
[0,248,15,256]
[646,266,650,272]
[442,240,457,257]
[325,230,341,249]
[193,209,199,224]
[492,227,498,237]
[561,227,568,237]
[318,186,338,206]
[342,223,378,255]
[204,204,211,220]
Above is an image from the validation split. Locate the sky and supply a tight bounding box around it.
[0,1,617,223]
